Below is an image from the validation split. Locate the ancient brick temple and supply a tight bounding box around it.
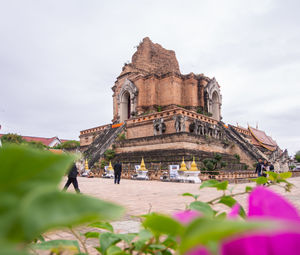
[80,37,289,172]
[112,37,221,123]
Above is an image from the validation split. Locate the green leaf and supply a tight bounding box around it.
[84,231,100,238]
[0,145,75,196]
[20,189,124,241]
[279,172,292,179]
[218,196,246,218]
[149,244,166,250]
[179,218,271,254]
[0,242,30,255]
[88,221,114,232]
[199,180,228,190]
[162,236,178,249]
[181,193,199,200]
[114,233,137,244]
[252,177,268,184]
[266,171,278,181]
[199,180,218,188]
[189,201,214,217]
[32,239,80,252]
[107,245,123,255]
[245,186,253,192]
[143,213,184,236]
[215,212,227,220]
[138,229,153,240]
[133,230,152,251]
[99,232,122,255]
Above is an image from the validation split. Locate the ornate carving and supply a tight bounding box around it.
[153,118,166,135]
[173,115,188,132]
[189,119,223,140]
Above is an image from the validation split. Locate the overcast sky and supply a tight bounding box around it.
[0,0,299,155]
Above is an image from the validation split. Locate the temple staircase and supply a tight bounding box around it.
[219,123,266,161]
[84,124,125,168]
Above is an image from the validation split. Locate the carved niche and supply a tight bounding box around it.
[117,79,138,121]
[205,78,222,121]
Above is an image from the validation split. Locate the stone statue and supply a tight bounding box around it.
[153,118,166,135]
[174,115,187,132]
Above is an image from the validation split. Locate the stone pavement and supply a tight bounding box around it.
[42,176,300,254]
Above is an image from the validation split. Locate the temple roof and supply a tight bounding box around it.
[248,127,277,151]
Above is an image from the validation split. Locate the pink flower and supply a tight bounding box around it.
[173,210,201,224]
[228,203,241,219]
[221,186,300,255]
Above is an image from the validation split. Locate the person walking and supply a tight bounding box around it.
[255,158,263,177]
[262,159,269,177]
[63,162,80,193]
[113,161,122,184]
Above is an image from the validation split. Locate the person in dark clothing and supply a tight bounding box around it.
[63,163,80,193]
[269,162,275,172]
[113,161,122,184]
[262,159,268,177]
[255,159,263,177]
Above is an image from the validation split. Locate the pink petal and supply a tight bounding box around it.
[186,246,211,255]
[228,203,240,219]
[248,186,300,222]
[221,232,300,255]
[173,210,201,224]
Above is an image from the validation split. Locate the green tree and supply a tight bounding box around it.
[295,151,300,162]
[1,133,24,144]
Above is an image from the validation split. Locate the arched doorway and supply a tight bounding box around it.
[120,91,131,122]
[212,91,220,121]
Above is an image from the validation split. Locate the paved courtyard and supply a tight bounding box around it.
[66,176,300,215]
[43,176,300,254]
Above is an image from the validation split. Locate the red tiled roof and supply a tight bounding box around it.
[60,139,71,143]
[0,134,61,147]
[248,127,277,151]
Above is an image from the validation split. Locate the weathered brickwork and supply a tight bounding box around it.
[112,38,222,123]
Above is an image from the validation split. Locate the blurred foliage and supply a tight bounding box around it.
[0,144,124,254]
[295,151,300,162]
[54,140,80,150]
[0,144,295,255]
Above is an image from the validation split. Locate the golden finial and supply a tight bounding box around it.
[107,161,113,171]
[85,159,89,170]
[180,157,187,171]
[190,156,198,171]
[140,157,147,171]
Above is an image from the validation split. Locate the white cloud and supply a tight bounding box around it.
[0,0,299,155]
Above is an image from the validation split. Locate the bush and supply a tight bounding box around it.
[100,159,108,169]
[59,140,80,150]
[104,149,115,160]
[117,133,126,141]
[220,161,227,168]
[234,153,240,162]
[295,151,300,162]
[1,133,24,144]
[214,153,222,161]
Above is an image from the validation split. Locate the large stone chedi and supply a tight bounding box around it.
[112,37,222,123]
[80,37,289,172]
